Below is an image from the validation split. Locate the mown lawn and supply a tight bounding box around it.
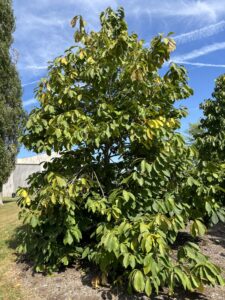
[0,199,23,300]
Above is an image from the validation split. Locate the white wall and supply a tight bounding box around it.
[3,163,42,197]
[2,153,59,197]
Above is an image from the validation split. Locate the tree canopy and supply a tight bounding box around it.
[0,0,24,201]
[17,7,225,296]
[194,75,225,206]
[198,75,225,161]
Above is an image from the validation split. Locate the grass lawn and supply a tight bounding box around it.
[0,198,23,300]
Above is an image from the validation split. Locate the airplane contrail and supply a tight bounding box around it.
[174,20,225,44]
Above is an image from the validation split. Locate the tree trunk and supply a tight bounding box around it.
[0,184,3,205]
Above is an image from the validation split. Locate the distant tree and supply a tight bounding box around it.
[198,75,225,161]
[0,0,24,204]
[185,122,204,144]
[196,75,225,205]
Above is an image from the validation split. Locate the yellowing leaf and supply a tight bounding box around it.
[55,176,67,187]
[87,56,95,64]
[61,57,68,65]
[168,39,176,52]
[79,50,85,59]
[51,194,56,204]
[131,69,143,81]
[91,276,100,289]
[147,119,163,128]
[21,190,28,198]
[25,196,31,206]
[166,118,176,127]
[146,129,153,140]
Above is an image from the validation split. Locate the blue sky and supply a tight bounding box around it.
[13,0,225,157]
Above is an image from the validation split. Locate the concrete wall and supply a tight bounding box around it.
[3,172,14,197]
[2,153,59,197]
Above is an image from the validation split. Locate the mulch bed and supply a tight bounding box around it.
[8,223,225,300]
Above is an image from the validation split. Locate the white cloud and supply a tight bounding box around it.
[174,61,225,68]
[23,98,38,107]
[12,0,225,80]
[19,0,224,22]
[128,0,225,22]
[22,80,39,87]
[172,41,225,62]
[13,0,119,81]
[24,65,48,70]
[174,20,225,44]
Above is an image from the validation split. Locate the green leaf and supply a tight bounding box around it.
[129,255,136,269]
[141,160,146,173]
[63,231,73,245]
[145,236,152,253]
[82,247,90,259]
[61,256,69,265]
[30,216,38,228]
[123,190,130,202]
[55,128,61,138]
[205,202,212,214]
[140,223,148,234]
[95,137,100,147]
[162,169,170,177]
[137,177,144,186]
[211,213,219,225]
[133,270,145,293]
[191,220,206,237]
[71,226,82,242]
[107,234,119,252]
[123,253,130,268]
[174,267,190,289]
[145,278,152,297]
[55,175,67,187]
[51,193,56,204]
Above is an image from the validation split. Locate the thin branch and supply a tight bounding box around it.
[93,170,105,198]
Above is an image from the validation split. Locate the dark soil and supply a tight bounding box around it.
[8,223,225,300]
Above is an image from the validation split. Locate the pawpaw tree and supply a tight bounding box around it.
[17,7,224,296]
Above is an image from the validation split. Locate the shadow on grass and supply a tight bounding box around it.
[2,198,18,204]
[7,224,25,250]
[6,224,35,273]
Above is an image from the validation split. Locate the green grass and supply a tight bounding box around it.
[0,199,23,300]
